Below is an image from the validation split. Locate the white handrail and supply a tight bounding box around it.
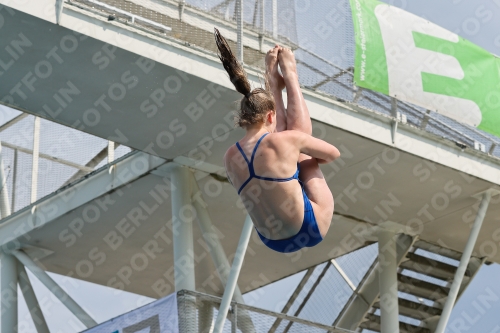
[85,0,172,31]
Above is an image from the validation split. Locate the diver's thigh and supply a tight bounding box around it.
[298,155,333,236]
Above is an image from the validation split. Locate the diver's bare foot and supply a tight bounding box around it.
[265,45,285,91]
[277,47,298,80]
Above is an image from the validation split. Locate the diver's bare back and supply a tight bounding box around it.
[225,130,315,240]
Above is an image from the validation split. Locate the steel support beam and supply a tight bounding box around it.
[261,0,265,32]
[178,0,185,21]
[377,230,399,333]
[334,234,414,331]
[17,264,50,333]
[30,117,40,204]
[0,151,166,249]
[56,0,64,24]
[0,113,28,132]
[283,262,332,333]
[353,87,364,103]
[0,252,17,333]
[191,176,226,333]
[191,177,243,298]
[251,0,258,27]
[171,165,196,333]
[331,259,356,291]
[0,143,11,219]
[258,0,265,51]
[434,190,494,333]
[236,0,243,62]
[107,141,115,163]
[1,141,93,172]
[489,143,497,155]
[420,110,431,130]
[191,176,256,333]
[63,143,121,187]
[269,266,315,333]
[12,249,97,328]
[171,165,195,292]
[11,149,17,213]
[272,0,278,38]
[213,214,254,333]
[390,98,398,144]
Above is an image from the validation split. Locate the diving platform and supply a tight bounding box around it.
[0,0,500,332]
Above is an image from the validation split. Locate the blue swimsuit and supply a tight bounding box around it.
[235,133,323,253]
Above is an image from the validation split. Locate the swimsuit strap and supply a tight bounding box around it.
[254,167,299,182]
[235,132,269,194]
[249,133,269,166]
[235,132,269,175]
[235,132,299,194]
[235,142,250,165]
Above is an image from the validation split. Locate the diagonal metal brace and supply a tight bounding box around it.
[11,249,97,328]
[213,215,254,333]
[434,189,498,333]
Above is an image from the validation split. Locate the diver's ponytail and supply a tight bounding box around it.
[214,27,275,128]
[214,28,252,97]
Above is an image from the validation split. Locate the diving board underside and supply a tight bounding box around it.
[0,3,500,298]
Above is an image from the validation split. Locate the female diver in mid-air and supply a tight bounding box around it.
[215,28,340,253]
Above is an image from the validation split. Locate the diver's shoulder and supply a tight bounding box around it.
[268,130,306,143]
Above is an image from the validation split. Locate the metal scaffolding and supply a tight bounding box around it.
[1,0,500,331]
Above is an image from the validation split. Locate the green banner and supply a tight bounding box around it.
[350,0,500,138]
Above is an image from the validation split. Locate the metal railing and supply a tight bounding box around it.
[177,290,356,333]
[64,0,500,161]
[0,113,128,219]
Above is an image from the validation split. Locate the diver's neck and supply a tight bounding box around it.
[245,125,272,138]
